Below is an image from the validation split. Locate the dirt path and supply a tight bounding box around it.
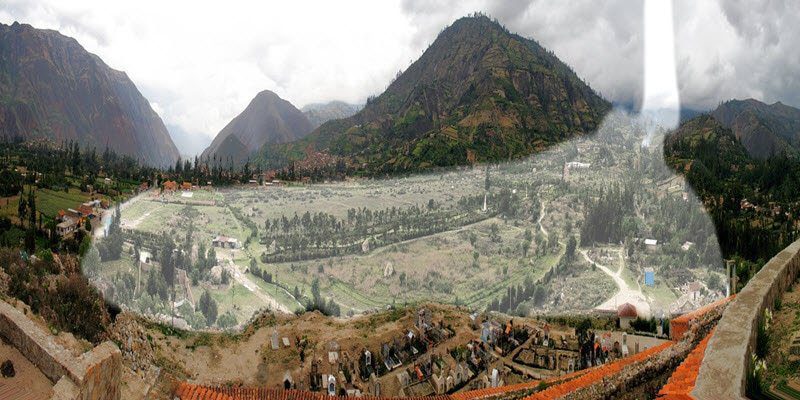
[226,259,293,314]
[119,191,160,229]
[580,249,651,317]
[537,201,548,236]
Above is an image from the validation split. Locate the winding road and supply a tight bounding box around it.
[580,248,651,317]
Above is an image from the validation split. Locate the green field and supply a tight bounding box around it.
[0,186,103,221]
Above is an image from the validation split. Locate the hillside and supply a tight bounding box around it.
[664,111,800,267]
[302,101,361,129]
[711,99,800,158]
[257,15,610,173]
[201,90,313,164]
[0,22,180,167]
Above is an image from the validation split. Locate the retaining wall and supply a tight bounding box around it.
[0,299,122,400]
[693,239,800,400]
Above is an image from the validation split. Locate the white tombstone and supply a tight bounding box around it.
[327,375,337,396]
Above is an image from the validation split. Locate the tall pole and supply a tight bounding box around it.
[725,260,732,298]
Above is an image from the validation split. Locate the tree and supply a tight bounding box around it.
[0,170,22,197]
[159,232,176,286]
[708,273,723,293]
[17,195,26,228]
[565,236,577,262]
[24,227,35,254]
[293,286,301,300]
[146,269,158,297]
[217,310,237,329]
[310,278,321,307]
[207,246,217,269]
[27,189,36,229]
[198,290,218,326]
[533,285,547,306]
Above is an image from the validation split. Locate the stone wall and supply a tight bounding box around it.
[693,239,800,400]
[0,299,122,400]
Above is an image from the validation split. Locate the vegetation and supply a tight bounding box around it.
[665,115,800,287]
[255,14,609,177]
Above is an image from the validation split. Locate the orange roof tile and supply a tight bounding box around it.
[656,328,715,400]
[522,341,675,400]
[175,339,681,400]
[670,296,733,341]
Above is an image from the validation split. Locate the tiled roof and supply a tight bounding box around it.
[522,341,675,400]
[176,372,590,400]
[176,339,680,400]
[656,328,715,400]
[670,296,733,341]
[617,303,638,318]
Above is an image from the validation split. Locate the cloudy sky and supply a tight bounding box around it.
[1,0,798,156]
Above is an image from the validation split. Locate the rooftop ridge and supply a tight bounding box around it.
[174,367,593,400]
[522,341,675,400]
[657,328,715,399]
[669,295,734,341]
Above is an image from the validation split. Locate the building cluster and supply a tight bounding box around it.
[561,160,591,182]
[669,281,721,315]
[56,198,107,237]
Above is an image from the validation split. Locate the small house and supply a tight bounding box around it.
[56,218,79,237]
[212,235,240,249]
[163,180,178,192]
[618,303,638,329]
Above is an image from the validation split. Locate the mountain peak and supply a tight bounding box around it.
[200,90,313,163]
[710,98,800,158]
[256,15,609,173]
[254,89,281,100]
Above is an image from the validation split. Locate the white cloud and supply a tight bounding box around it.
[1,0,798,154]
[674,0,800,110]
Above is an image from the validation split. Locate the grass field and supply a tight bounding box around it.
[0,186,104,222]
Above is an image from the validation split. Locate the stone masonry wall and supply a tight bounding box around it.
[0,299,122,400]
[692,239,800,400]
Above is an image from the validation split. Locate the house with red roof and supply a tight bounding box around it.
[617,303,638,329]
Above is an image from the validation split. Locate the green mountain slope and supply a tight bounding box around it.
[256,15,610,173]
[664,110,800,273]
[711,99,800,158]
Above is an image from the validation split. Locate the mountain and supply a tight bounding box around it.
[0,22,180,167]
[664,108,800,264]
[710,99,800,158]
[302,101,361,129]
[201,90,313,164]
[665,114,751,182]
[256,15,610,173]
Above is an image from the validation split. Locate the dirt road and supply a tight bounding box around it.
[580,248,651,318]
